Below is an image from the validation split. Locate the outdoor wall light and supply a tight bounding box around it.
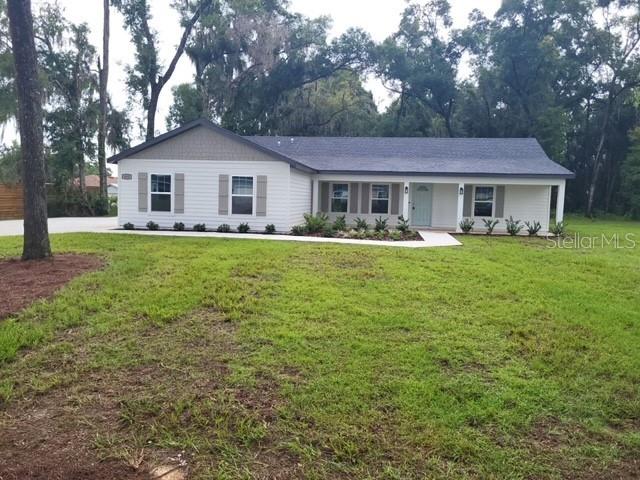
[459,186,464,195]
[405,185,409,194]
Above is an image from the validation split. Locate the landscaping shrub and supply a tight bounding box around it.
[397,215,410,233]
[216,224,231,233]
[146,221,159,231]
[375,217,389,232]
[459,218,475,233]
[482,218,499,235]
[173,222,185,231]
[291,225,305,236]
[238,223,250,233]
[193,223,207,232]
[264,224,276,234]
[322,225,336,238]
[123,222,135,230]
[355,217,369,232]
[389,230,402,241]
[525,220,542,236]
[303,213,329,234]
[333,215,347,232]
[505,216,523,236]
[550,221,566,237]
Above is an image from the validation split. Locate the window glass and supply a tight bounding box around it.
[232,176,253,215]
[232,176,253,195]
[150,174,171,212]
[371,184,389,214]
[474,186,494,217]
[331,184,349,213]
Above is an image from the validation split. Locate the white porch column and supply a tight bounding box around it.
[312,178,319,215]
[402,181,410,220]
[556,180,566,224]
[456,183,465,233]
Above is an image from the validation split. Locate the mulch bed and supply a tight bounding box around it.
[0,254,103,320]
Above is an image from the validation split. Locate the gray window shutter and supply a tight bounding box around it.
[138,172,148,212]
[349,183,359,214]
[495,186,505,218]
[219,175,229,215]
[175,173,185,214]
[320,182,330,212]
[463,184,473,217]
[390,184,401,215]
[256,175,267,217]
[360,183,370,214]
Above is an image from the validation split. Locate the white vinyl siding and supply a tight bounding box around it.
[431,183,458,229]
[118,158,291,231]
[502,185,552,233]
[289,168,312,228]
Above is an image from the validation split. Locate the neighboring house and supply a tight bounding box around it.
[76,175,118,198]
[0,183,23,220]
[108,118,573,234]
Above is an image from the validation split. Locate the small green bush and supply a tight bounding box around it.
[322,225,336,238]
[146,221,159,231]
[291,225,305,236]
[550,221,566,237]
[505,216,523,236]
[459,218,475,233]
[355,217,369,232]
[173,222,185,231]
[237,222,250,233]
[303,213,329,234]
[333,215,347,232]
[389,230,402,241]
[397,215,410,233]
[193,223,207,232]
[123,222,135,230]
[216,224,231,233]
[525,220,542,236]
[482,218,499,235]
[375,217,389,232]
[264,224,276,234]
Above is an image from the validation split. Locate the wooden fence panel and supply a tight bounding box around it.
[0,184,24,220]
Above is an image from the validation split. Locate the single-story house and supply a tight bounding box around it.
[108,118,573,234]
[75,175,118,198]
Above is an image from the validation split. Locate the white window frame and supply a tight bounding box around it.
[231,175,256,216]
[370,183,391,215]
[473,185,496,218]
[330,182,350,213]
[149,173,173,214]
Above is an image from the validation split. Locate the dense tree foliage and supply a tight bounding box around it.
[1,0,639,217]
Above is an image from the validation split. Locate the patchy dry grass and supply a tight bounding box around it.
[0,216,639,479]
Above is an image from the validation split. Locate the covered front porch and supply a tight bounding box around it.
[311,175,566,234]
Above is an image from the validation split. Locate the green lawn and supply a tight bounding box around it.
[0,217,639,478]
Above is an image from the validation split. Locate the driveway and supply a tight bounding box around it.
[0,217,118,236]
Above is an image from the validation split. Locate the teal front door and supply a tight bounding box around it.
[411,183,433,227]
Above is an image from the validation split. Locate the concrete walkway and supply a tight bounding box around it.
[0,217,461,248]
[0,217,117,236]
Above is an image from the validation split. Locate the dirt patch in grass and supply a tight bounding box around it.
[0,254,103,319]
[0,392,149,480]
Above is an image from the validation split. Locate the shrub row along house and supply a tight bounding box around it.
[109,119,573,234]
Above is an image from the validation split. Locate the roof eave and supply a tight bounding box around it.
[315,170,575,179]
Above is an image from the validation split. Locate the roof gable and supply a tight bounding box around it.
[108,119,314,172]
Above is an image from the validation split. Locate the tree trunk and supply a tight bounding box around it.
[146,83,160,140]
[586,100,612,217]
[7,0,51,260]
[98,0,110,205]
[144,3,204,140]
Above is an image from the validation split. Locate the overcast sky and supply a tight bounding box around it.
[25,0,501,145]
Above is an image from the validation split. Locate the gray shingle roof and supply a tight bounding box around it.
[244,136,573,178]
